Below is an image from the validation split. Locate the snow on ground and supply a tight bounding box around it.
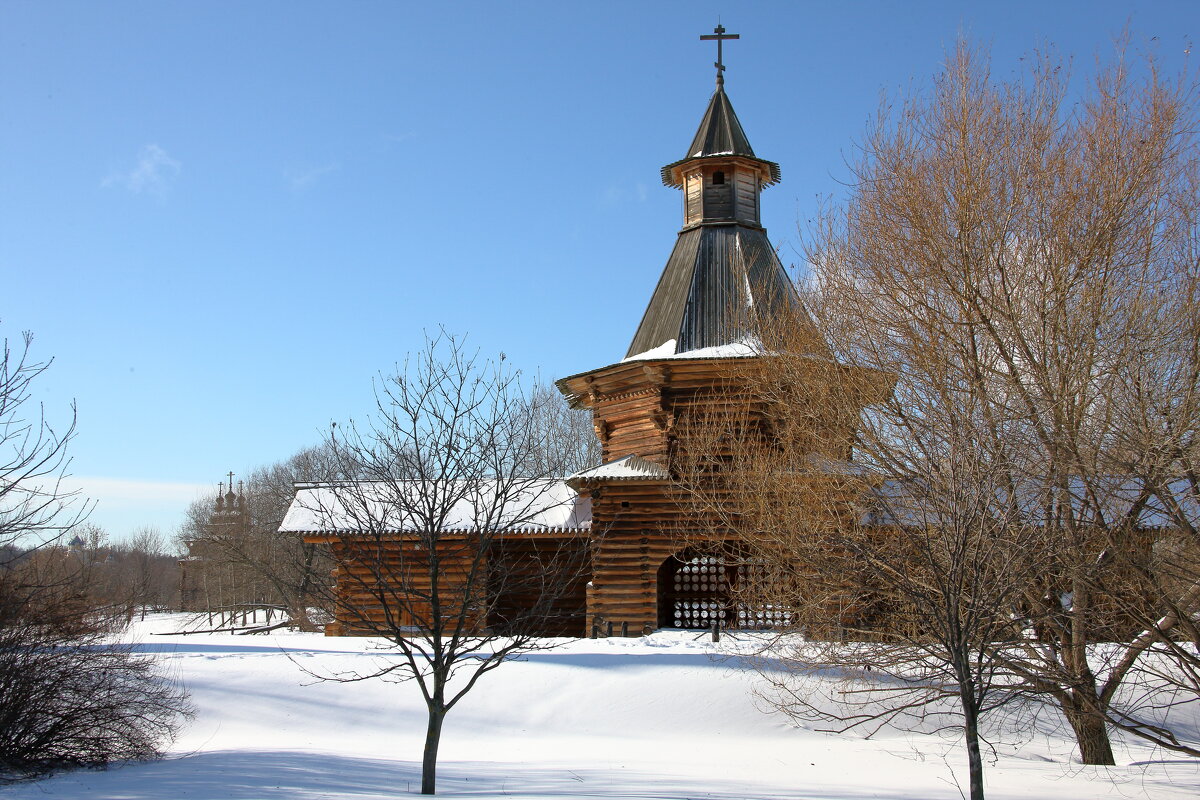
[9,614,1200,799]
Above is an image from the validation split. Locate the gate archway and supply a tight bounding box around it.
[657,551,791,631]
[657,551,734,629]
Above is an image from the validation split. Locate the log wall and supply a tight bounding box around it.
[316,534,588,638]
[734,170,758,224]
[565,356,888,636]
[312,355,887,638]
[573,358,769,635]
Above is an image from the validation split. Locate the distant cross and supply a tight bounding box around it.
[700,24,739,84]
[227,471,235,491]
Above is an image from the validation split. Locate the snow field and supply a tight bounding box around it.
[7,614,1199,799]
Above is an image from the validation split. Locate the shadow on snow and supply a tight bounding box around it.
[15,750,927,800]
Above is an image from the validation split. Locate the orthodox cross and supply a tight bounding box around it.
[700,24,739,84]
[227,471,235,492]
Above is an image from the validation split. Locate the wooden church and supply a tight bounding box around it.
[281,28,876,637]
[555,36,805,634]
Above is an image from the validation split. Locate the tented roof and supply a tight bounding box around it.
[687,83,756,159]
[661,85,780,187]
[626,224,802,358]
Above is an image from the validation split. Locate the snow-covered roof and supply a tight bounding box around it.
[623,337,762,363]
[864,476,1200,529]
[569,454,670,483]
[279,479,592,535]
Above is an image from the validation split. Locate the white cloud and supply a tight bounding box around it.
[103,144,182,195]
[600,180,650,207]
[284,162,340,190]
[66,476,211,508]
[382,131,416,145]
[20,475,214,542]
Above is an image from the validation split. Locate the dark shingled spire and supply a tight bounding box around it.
[626,30,811,360]
[630,84,800,358]
[686,84,756,159]
[625,225,799,357]
[661,87,781,187]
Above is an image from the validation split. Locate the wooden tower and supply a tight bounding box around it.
[556,31,810,635]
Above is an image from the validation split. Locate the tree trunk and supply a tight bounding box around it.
[1064,705,1115,765]
[294,543,318,631]
[962,702,985,800]
[953,664,986,800]
[421,705,445,794]
[290,543,320,632]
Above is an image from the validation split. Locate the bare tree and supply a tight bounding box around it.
[793,40,1200,768]
[674,40,1200,798]
[124,526,173,619]
[44,525,182,619]
[290,333,589,795]
[674,350,1036,800]
[0,331,87,555]
[0,329,190,778]
[0,545,190,776]
[522,380,602,477]
[1086,158,1200,756]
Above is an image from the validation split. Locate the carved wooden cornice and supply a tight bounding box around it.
[596,386,660,405]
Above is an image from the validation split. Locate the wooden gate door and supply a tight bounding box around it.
[657,553,734,629]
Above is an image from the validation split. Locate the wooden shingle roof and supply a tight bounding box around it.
[661,85,781,187]
[626,224,799,358]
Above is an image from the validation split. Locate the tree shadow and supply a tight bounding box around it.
[127,642,367,656]
[8,750,931,799]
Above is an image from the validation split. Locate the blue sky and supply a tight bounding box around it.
[2,1,1195,542]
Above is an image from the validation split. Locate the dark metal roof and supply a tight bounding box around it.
[688,83,756,158]
[626,224,801,357]
[661,85,781,187]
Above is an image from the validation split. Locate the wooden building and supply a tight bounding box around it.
[282,40,876,637]
[554,63,867,635]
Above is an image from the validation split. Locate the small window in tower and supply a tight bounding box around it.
[712,171,726,185]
